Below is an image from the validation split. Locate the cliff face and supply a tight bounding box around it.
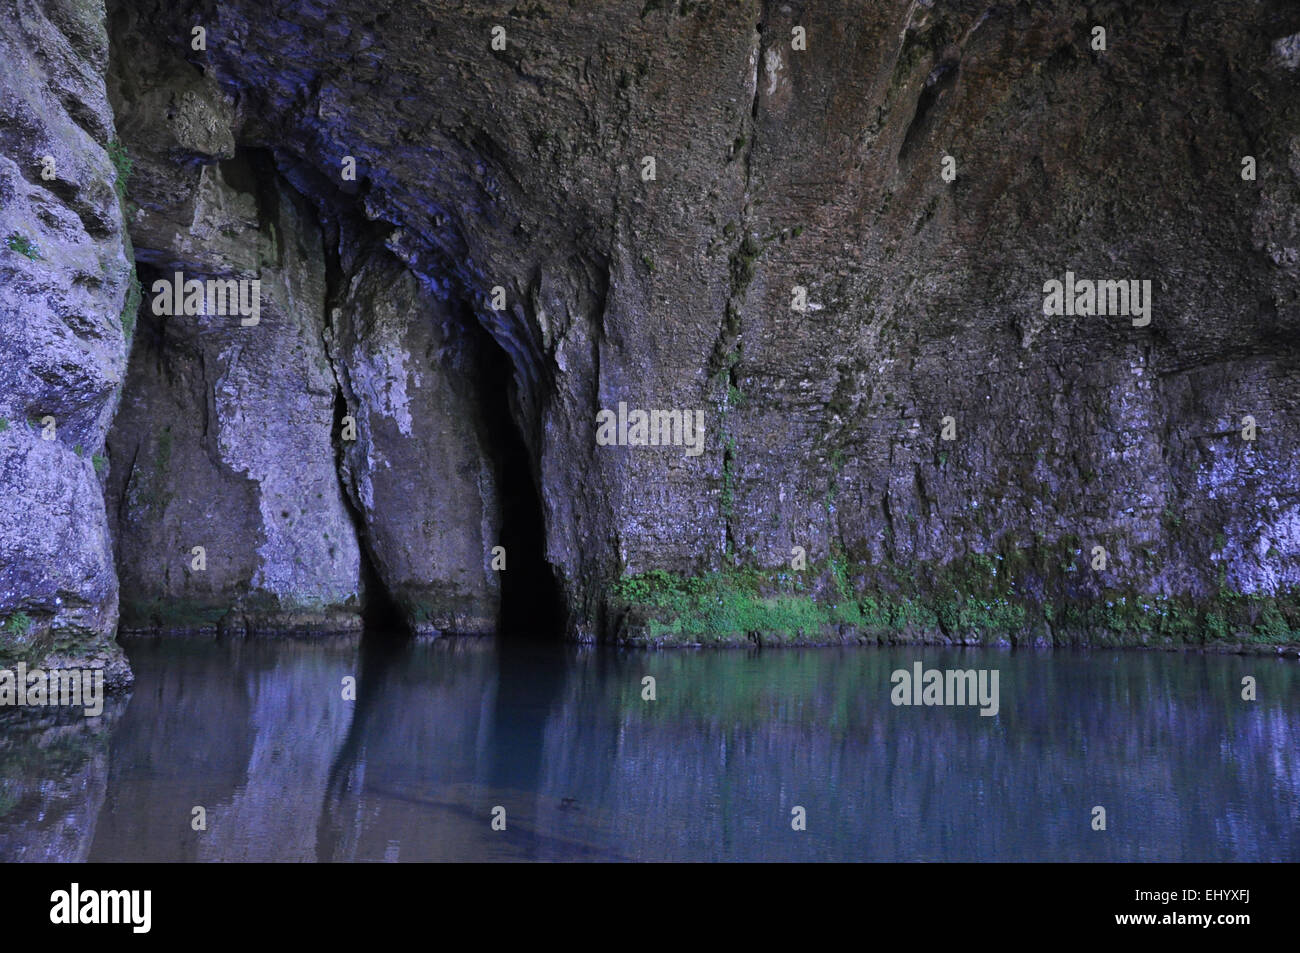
[0,0,131,687]
[102,11,507,636]
[3,1,1300,669]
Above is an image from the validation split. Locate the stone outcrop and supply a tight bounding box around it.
[102,26,367,632]
[104,159,368,633]
[329,251,504,636]
[0,0,131,686]
[102,19,507,636]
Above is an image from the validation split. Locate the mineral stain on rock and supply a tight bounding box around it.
[3,1,1300,681]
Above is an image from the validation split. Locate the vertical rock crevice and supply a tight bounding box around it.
[318,229,403,634]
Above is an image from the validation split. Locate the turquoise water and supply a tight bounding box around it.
[1,636,1297,861]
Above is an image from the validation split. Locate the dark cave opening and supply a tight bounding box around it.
[463,305,567,640]
[257,148,565,642]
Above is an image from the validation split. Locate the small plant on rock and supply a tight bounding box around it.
[5,232,40,260]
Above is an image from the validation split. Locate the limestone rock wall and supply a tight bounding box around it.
[0,0,132,685]
[3,0,1300,654]
[102,16,507,635]
[329,251,504,636]
[104,0,1300,646]
[104,159,367,632]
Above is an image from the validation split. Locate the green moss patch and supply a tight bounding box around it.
[5,232,41,260]
[120,598,227,631]
[611,552,1300,649]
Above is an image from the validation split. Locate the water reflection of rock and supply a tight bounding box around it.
[9,639,1295,862]
[313,642,1300,861]
[315,638,636,861]
[194,640,358,861]
[317,638,508,862]
[89,636,357,861]
[526,648,1300,861]
[0,700,125,862]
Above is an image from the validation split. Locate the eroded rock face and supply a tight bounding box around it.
[330,252,503,635]
[4,0,1300,649]
[102,20,508,635]
[92,0,1300,647]
[104,153,367,632]
[0,0,131,684]
[102,30,370,632]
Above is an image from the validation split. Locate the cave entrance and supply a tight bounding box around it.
[464,306,566,640]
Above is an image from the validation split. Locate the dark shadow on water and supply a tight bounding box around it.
[487,639,568,798]
[314,629,572,860]
[316,629,411,861]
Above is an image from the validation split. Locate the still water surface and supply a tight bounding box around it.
[1,636,1296,861]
